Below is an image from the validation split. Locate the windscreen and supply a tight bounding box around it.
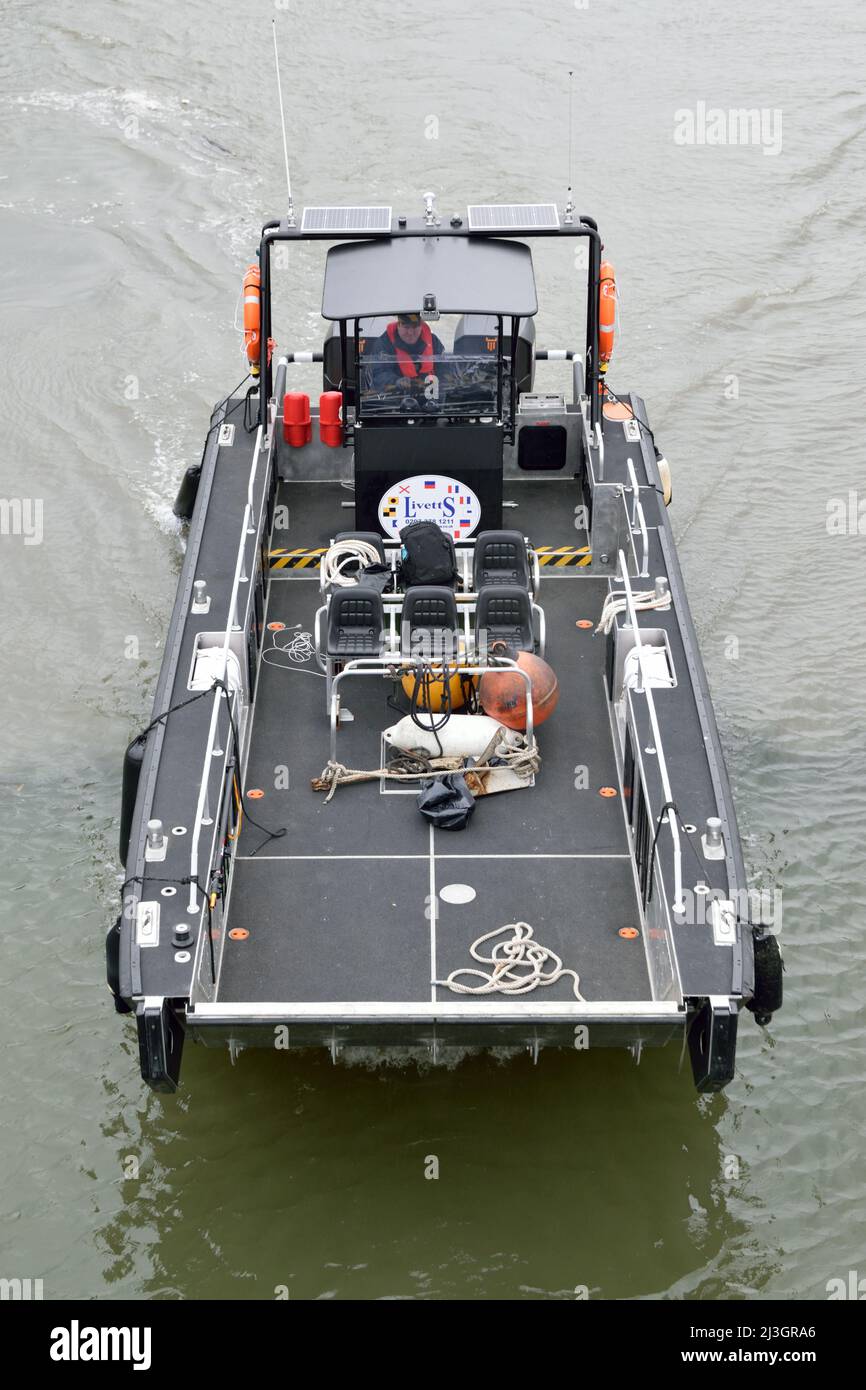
[356,313,504,420]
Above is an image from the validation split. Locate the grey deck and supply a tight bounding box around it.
[269,476,594,560]
[218,528,650,1006]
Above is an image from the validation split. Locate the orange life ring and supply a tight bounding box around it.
[599,259,616,373]
[243,263,261,375]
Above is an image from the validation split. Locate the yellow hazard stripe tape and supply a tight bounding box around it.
[268,547,327,570]
[267,545,591,570]
[535,546,592,568]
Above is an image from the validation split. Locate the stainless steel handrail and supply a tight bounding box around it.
[594,420,605,482]
[626,456,649,578]
[617,548,685,914]
[328,656,536,767]
[187,423,267,915]
[578,392,604,488]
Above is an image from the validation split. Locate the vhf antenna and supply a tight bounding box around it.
[273,18,296,227]
[564,69,575,224]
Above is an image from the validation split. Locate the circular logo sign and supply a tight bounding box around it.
[378,474,482,541]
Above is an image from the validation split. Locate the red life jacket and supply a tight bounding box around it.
[385,320,435,378]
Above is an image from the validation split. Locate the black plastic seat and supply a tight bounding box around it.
[401,586,461,660]
[333,530,387,571]
[472,530,530,590]
[452,315,536,395]
[326,587,385,658]
[475,584,534,656]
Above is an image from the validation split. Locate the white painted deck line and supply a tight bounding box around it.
[429,824,437,1003]
[236,852,632,862]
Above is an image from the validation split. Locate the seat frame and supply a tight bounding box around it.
[474,583,541,659]
[314,537,545,715]
[472,529,532,592]
[400,586,462,662]
[316,586,389,711]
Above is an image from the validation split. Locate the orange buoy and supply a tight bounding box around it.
[599,259,617,374]
[243,263,261,376]
[478,650,559,731]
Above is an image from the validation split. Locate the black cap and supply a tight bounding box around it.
[397,312,421,324]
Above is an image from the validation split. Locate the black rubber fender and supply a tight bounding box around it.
[688,999,738,1092]
[119,733,147,867]
[105,915,132,1014]
[172,463,201,522]
[747,927,783,1025]
[137,1000,185,1092]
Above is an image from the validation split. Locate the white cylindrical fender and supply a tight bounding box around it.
[190,646,243,694]
[384,713,517,759]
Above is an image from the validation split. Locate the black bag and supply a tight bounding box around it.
[357,562,392,594]
[416,773,476,831]
[399,521,458,588]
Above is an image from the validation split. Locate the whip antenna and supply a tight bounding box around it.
[564,69,575,224]
[273,18,295,226]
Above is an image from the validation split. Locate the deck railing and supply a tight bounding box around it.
[616,548,685,915]
[625,457,649,578]
[186,411,271,918]
[594,420,605,481]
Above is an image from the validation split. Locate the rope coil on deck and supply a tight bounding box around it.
[434,923,585,1000]
[262,627,319,671]
[320,538,383,587]
[311,742,540,803]
[595,587,671,636]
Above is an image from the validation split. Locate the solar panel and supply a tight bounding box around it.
[467,203,560,232]
[301,206,392,234]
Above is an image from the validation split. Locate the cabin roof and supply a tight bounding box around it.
[321,236,538,320]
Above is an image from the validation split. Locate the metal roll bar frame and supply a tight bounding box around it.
[256,215,604,436]
[328,655,536,769]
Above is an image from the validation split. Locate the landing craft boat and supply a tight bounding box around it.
[106,195,782,1092]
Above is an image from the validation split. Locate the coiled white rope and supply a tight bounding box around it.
[321,538,383,588]
[261,627,323,674]
[434,922,584,999]
[595,588,670,636]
